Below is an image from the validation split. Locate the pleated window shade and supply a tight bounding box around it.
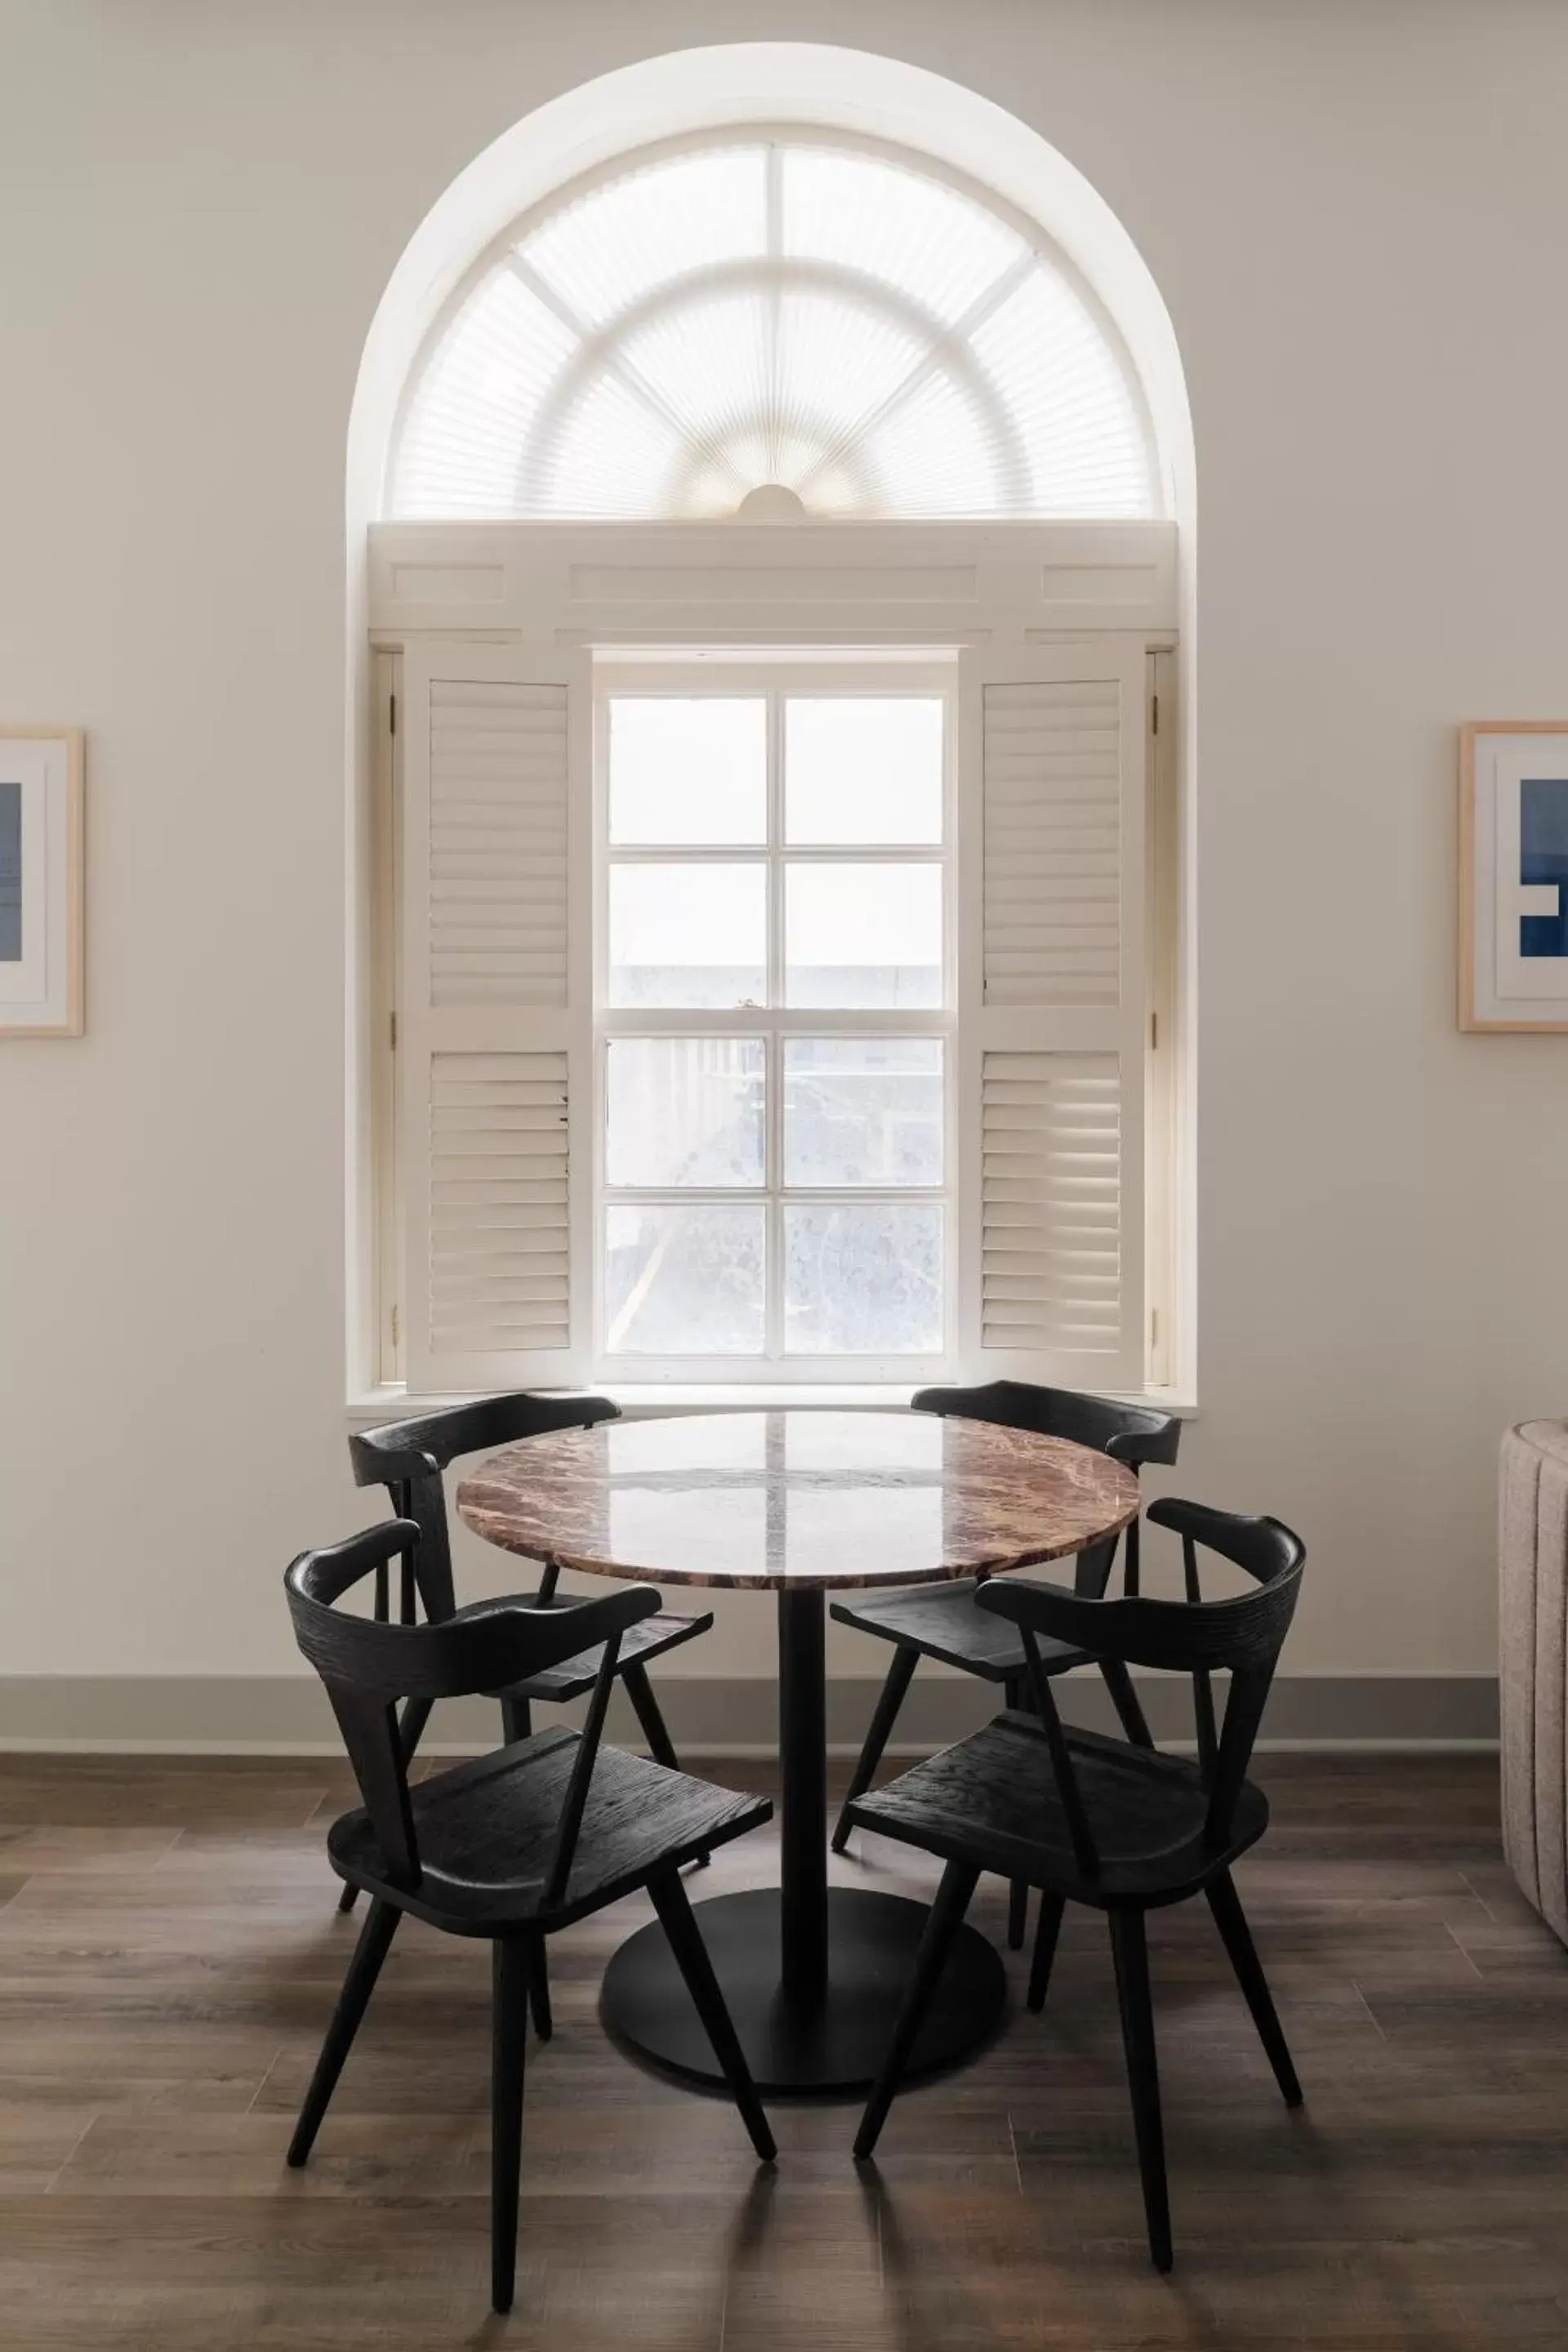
[388,137,1157,521]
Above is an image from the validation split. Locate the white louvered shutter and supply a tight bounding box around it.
[957,639,1147,1389]
[400,641,590,1389]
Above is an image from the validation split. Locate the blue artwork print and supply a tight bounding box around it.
[1519,777,1568,958]
[0,780,21,962]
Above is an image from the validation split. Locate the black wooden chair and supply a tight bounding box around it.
[285,1519,775,2314]
[349,1394,710,1770]
[849,1498,1306,2273]
[831,1381,1181,1949]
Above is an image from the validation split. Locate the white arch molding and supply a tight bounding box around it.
[346,46,1193,530]
[343,45,1197,1394]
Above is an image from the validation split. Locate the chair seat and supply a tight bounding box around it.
[848,1710,1268,1907]
[496,1605,713,1701]
[831,1580,1089,1681]
[328,1727,768,1935]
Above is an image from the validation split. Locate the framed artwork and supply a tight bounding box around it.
[1459,723,1568,1033]
[0,728,84,1038]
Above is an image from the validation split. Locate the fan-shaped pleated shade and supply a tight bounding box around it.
[389,138,1157,520]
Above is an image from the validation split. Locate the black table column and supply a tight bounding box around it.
[600,1576,1005,2096]
[777,1588,827,2009]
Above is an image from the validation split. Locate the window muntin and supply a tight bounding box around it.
[389,132,1156,522]
[596,667,953,1370]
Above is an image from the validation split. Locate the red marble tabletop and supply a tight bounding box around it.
[455,1409,1138,1592]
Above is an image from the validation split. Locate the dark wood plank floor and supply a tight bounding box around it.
[0,1750,1564,2350]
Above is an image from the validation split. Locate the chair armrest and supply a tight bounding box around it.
[975,1574,1117,1657]
[463,1582,661,1694]
[1105,1411,1181,1468]
[347,1433,442,1492]
[1146,1499,1305,1585]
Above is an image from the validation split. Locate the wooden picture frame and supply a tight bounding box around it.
[0,727,84,1038]
[1459,722,1568,1033]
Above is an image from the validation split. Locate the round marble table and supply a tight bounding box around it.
[457,1408,1138,2096]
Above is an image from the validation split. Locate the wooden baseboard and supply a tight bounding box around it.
[0,1672,1499,1753]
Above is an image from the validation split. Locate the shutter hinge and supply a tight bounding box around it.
[389,1010,398,1052]
[389,692,397,737]
[1151,691,1159,736]
[1150,1307,1159,1343]
[390,1303,400,1347]
[1149,1010,1158,1049]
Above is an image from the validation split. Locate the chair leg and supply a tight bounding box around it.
[621,1662,679,1769]
[1004,1673,1031,1949]
[528,1937,552,2042]
[501,1693,532,1744]
[1099,1658,1156,1748]
[648,1872,775,2162]
[336,1695,437,1919]
[490,1937,530,2315]
[1027,1894,1066,2014]
[832,1646,918,1854]
[1205,1870,1302,2107]
[854,1860,979,2161]
[287,1898,400,2167]
[623,1665,710,1863]
[1108,1908,1172,2272]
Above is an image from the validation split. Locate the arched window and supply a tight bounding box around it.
[387,134,1158,521]
[366,94,1185,1403]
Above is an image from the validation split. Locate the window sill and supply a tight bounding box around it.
[346,1382,1198,1427]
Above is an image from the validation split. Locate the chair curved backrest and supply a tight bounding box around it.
[347,1392,621,1623]
[286,1520,658,1895]
[913,1380,1180,1597]
[976,1499,1305,1866]
[912,1380,1179,1469]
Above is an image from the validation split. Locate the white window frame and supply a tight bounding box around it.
[361,513,1189,1409]
[591,655,959,1383]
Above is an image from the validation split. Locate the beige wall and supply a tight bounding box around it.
[2,0,1566,1703]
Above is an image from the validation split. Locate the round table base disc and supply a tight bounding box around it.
[601,1886,1007,2097]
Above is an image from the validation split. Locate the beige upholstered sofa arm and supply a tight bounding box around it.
[1500,1419,1568,1948]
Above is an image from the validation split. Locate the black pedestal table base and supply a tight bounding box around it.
[606,1582,1006,2095]
[602,1885,1006,2096]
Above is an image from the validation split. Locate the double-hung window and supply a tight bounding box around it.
[597,666,953,1374]
[385,581,1169,1401]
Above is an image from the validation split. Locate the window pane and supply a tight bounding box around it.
[608,698,767,844]
[604,1205,764,1353]
[785,698,943,844]
[607,1039,764,1187]
[608,864,766,1006]
[784,864,942,1007]
[783,1039,942,1187]
[784,1204,943,1352]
